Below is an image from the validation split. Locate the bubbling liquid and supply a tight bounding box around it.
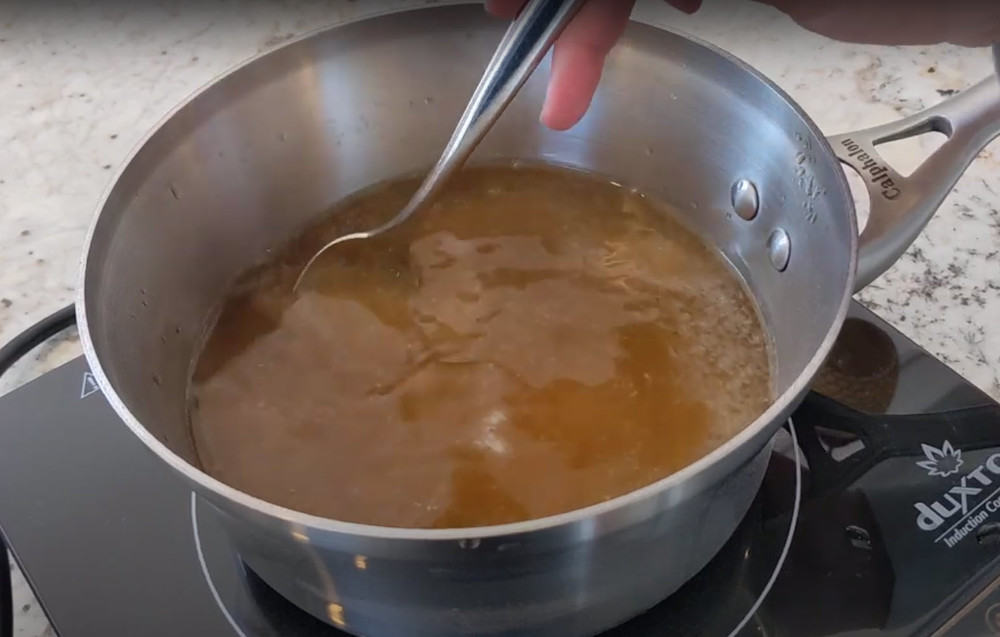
[189,164,772,528]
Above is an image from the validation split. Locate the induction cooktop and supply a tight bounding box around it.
[2,301,1000,636]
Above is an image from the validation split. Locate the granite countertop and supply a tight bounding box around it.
[2,1,998,635]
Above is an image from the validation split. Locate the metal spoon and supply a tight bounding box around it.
[293,0,586,292]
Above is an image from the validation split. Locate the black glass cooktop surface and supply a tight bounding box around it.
[2,302,1000,636]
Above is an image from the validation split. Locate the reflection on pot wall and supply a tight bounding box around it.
[812,304,994,415]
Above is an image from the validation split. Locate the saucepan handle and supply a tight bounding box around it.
[827,64,1000,292]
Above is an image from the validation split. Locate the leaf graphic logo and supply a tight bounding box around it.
[917,441,964,478]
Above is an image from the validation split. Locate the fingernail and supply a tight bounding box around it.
[539,102,555,129]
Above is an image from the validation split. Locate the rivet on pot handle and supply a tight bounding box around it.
[828,69,1000,292]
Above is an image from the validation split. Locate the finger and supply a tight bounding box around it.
[485,0,526,19]
[541,0,636,130]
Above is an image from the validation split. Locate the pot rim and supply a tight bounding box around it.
[77,2,856,542]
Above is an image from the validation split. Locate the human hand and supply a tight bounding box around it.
[761,0,1000,47]
[486,0,1000,130]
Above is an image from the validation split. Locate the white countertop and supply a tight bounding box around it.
[1,1,998,635]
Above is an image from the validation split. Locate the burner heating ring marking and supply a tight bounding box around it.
[727,420,802,637]
[192,494,250,637]
[187,423,804,637]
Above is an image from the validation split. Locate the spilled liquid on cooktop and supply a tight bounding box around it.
[189,164,772,528]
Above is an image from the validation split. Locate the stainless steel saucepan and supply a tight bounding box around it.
[77,5,1000,636]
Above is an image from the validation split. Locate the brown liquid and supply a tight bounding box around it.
[189,165,771,528]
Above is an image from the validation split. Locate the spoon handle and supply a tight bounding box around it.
[437,0,587,165]
[385,0,586,231]
[293,0,586,292]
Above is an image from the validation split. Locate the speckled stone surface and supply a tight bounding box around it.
[1,1,998,634]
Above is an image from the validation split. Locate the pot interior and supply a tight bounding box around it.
[82,5,854,481]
